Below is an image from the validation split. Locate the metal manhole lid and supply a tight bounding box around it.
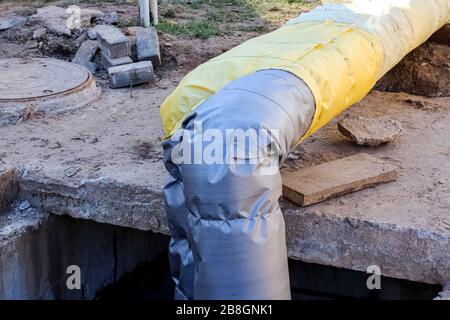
[0,58,90,101]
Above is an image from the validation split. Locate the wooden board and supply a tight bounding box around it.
[282,153,399,207]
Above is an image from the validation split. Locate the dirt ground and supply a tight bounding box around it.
[0,0,449,232]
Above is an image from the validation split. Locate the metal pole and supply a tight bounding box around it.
[150,0,158,26]
[139,0,150,28]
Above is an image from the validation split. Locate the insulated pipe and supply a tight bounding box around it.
[160,0,450,299]
[163,70,315,299]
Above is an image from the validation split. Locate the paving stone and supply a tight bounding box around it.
[96,25,129,59]
[101,52,133,69]
[108,61,154,88]
[136,27,161,67]
[72,40,98,73]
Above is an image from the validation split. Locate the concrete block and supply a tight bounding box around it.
[282,153,399,206]
[0,168,18,213]
[108,61,154,88]
[72,40,98,73]
[100,52,133,69]
[95,25,129,59]
[136,27,161,67]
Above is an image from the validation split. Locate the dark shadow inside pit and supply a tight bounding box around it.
[97,252,442,300]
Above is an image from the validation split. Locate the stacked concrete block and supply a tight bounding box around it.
[95,24,159,88]
[108,61,155,88]
[136,27,161,67]
[101,54,133,69]
[96,25,130,59]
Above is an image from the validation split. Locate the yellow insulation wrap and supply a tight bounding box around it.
[160,21,382,140]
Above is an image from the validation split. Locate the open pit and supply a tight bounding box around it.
[0,0,449,300]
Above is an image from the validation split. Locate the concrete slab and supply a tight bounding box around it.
[0,87,449,285]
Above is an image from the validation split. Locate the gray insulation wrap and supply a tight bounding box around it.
[162,69,315,299]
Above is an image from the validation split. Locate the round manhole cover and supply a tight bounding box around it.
[0,58,90,100]
[0,58,100,126]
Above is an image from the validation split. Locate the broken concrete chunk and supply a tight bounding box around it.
[97,12,119,25]
[87,28,98,40]
[31,6,103,36]
[338,115,403,147]
[101,52,133,69]
[282,153,399,207]
[96,25,129,59]
[108,61,154,88]
[0,15,27,31]
[72,40,98,73]
[32,28,47,40]
[136,27,161,67]
[0,168,19,213]
[434,284,450,301]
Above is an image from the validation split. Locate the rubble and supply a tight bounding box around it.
[108,61,155,88]
[97,12,119,25]
[0,15,27,31]
[136,27,161,67]
[32,27,47,40]
[338,115,403,147]
[72,40,98,73]
[87,28,98,40]
[30,6,103,36]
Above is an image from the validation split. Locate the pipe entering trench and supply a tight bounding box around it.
[162,69,315,299]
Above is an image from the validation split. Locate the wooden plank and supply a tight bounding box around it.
[282,153,399,207]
